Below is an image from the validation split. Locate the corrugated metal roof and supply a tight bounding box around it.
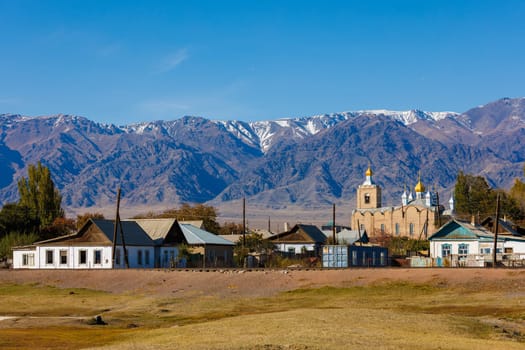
[180,224,234,246]
[322,229,369,244]
[297,224,327,243]
[133,218,177,244]
[179,220,204,229]
[428,219,525,242]
[92,219,155,246]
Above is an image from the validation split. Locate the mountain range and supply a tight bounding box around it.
[1,97,524,221]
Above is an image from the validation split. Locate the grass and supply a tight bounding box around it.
[0,280,524,349]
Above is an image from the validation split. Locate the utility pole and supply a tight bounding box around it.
[242,197,246,247]
[112,187,121,266]
[492,194,501,268]
[332,203,336,245]
[112,187,129,268]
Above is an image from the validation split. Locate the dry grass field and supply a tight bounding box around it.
[0,268,524,349]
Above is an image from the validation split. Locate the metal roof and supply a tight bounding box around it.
[179,224,234,246]
[270,224,326,244]
[132,218,177,244]
[92,219,155,246]
[428,219,525,242]
[322,229,369,244]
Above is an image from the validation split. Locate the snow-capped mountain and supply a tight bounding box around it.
[0,98,523,214]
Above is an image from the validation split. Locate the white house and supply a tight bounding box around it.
[428,219,525,267]
[12,219,156,269]
[12,218,235,269]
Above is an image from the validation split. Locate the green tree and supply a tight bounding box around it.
[233,232,275,267]
[17,162,64,229]
[509,163,525,223]
[454,171,493,220]
[0,232,39,260]
[454,171,524,222]
[0,203,39,239]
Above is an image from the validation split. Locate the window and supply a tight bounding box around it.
[362,252,367,266]
[380,224,385,234]
[442,244,451,257]
[372,251,376,266]
[46,250,54,265]
[480,248,491,255]
[60,250,68,265]
[79,250,87,265]
[352,250,357,265]
[22,253,35,266]
[360,223,365,232]
[288,247,295,254]
[409,223,415,236]
[94,250,102,265]
[380,252,386,266]
[138,250,143,265]
[458,243,469,256]
[395,223,400,236]
[505,247,513,254]
[364,193,370,204]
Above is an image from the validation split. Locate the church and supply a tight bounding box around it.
[351,167,450,239]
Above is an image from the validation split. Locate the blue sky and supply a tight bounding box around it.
[1,0,524,125]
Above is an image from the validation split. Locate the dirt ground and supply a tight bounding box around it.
[1,268,524,298]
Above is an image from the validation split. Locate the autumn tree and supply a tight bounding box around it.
[17,162,64,230]
[219,222,245,235]
[135,203,221,233]
[76,212,105,229]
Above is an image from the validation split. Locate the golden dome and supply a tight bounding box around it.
[415,177,425,193]
[365,166,373,177]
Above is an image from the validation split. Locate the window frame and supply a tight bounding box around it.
[442,244,451,257]
[94,250,102,265]
[79,250,87,265]
[59,250,68,265]
[22,253,35,266]
[458,243,469,256]
[46,250,54,265]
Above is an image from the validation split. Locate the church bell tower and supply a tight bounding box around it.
[357,166,382,209]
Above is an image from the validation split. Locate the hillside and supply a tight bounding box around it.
[0,97,524,221]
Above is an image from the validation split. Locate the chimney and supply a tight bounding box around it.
[471,215,476,226]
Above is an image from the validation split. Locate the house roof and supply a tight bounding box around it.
[269,224,326,244]
[480,217,524,237]
[179,224,234,246]
[132,218,178,244]
[322,229,369,244]
[179,220,204,229]
[30,219,155,246]
[91,219,155,246]
[428,219,525,243]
